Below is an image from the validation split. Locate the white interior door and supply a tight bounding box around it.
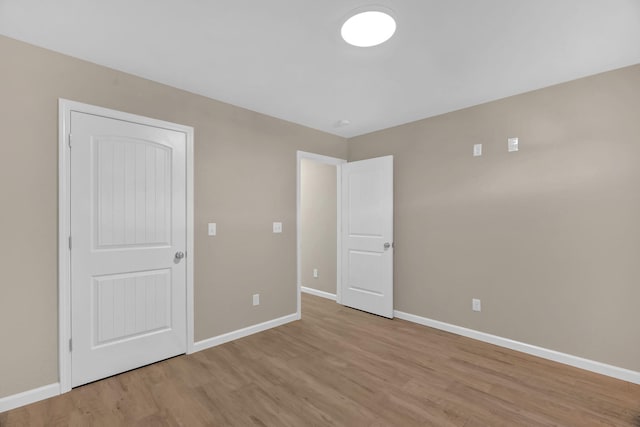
[70,111,187,387]
[340,156,394,318]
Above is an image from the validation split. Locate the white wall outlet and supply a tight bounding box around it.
[208,222,217,236]
[472,298,481,312]
[473,144,482,157]
[253,294,260,306]
[313,268,319,278]
[508,137,519,152]
[273,222,283,233]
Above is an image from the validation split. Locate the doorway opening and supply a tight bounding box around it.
[296,151,345,317]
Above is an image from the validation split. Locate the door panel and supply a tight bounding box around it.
[93,269,171,346]
[348,250,384,295]
[94,137,172,248]
[71,112,186,387]
[341,156,394,318]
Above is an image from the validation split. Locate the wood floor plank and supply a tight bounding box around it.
[2,293,640,426]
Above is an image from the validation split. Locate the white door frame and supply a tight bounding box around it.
[296,151,346,317]
[58,99,195,393]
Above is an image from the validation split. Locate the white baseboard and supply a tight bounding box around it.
[192,313,298,353]
[394,310,640,386]
[0,383,60,414]
[301,286,336,301]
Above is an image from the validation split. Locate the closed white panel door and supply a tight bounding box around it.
[70,111,187,387]
[341,156,393,318]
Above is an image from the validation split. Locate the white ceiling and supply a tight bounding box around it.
[1,0,639,138]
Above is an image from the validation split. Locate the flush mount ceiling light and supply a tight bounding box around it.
[341,10,396,47]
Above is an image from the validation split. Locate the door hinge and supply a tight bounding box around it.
[69,338,73,352]
[68,236,72,250]
[68,134,72,148]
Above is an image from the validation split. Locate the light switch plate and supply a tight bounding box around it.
[273,222,282,233]
[508,137,519,152]
[473,144,482,157]
[253,294,260,306]
[208,223,216,236]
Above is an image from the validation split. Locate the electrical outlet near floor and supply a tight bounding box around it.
[313,268,319,278]
[472,298,481,312]
[253,294,260,306]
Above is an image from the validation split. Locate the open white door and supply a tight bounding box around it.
[70,111,187,387]
[340,156,393,318]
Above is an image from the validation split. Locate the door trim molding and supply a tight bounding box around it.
[296,151,346,318]
[58,99,195,393]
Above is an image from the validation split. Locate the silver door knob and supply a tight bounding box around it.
[383,242,391,250]
[175,251,185,259]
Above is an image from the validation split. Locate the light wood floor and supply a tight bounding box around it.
[2,293,640,426]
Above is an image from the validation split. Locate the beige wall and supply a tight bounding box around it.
[301,159,338,295]
[0,35,347,398]
[348,64,640,372]
[2,31,639,401]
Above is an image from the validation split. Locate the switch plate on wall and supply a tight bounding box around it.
[273,222,283,233]
[208,223,216,236]
[313,268,319,278]
[253,294,260,306]
[473,144,482,157]
[508,137,519,152]
[472,298,481,312]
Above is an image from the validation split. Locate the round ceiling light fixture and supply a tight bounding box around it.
[341,10,396,47]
